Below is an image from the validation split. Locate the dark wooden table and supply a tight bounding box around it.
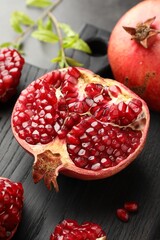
[1,1,160,240]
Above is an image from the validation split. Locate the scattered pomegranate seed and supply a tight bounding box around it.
[124,201,138,212]
[0,48,25,102]
[50,219,107,240]
[0,177,24,240]
[116,208,129,222]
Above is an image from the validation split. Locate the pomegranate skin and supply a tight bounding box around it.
[108,0,160,112]
[11,67,150,191]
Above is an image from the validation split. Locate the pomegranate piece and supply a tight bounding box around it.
[11,67,150,191]
[124,201,138,212]
[0,177,24,240]
[116,209,129,222]
[0,48,25,102]
[50,219,107,240]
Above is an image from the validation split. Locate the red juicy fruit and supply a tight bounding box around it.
[124,201,138,212]
[0,48,25,102]
[50,219,106,240]
[116,209,129,222]
[11,67,150,191]
[0,177,24,240]
[108,0,160,112]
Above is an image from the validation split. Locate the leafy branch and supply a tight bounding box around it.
[0,0,91,67]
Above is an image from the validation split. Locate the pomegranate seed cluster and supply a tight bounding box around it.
[50,219,106,240]
[67,117,142,170]
[13,67,144,170]
[0,48,25,102]
[0,178,23,239]
[13,78,58,145]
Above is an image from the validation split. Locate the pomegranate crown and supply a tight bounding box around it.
[123,16,160,48]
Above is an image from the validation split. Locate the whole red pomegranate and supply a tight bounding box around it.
[11,67,149,191]
[108,0,160,112]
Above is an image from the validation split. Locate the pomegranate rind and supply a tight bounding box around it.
[11,68,150,191]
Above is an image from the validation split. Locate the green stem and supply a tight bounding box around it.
[14,0,62,46]
[48,12,68,67]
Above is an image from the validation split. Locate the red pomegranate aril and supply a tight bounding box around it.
[79,133,89,143]
[22,120,30,128]
[92,135,101,143]
[101,158,113,168]
[71,126,84,137]
[67,134,81,145]
[86,127,96,136]
[91,163,102,171]
[116,208,129,222]
[118,101,127,115]
[94,107,104,118]
[66,75,78,85]
[3,75,13,88]
[61,81,75,93]
[50,219,106,240]
[26,136,35,144]
[129,99,141,114]
[88,156,97,164]
[109,85,122,97]
[57,128,68,139]
[18,130,27,140]
[11,67,149,191]
[32,130,40,141]
[68,145,80,154]
[124,201,138,212]
[85,83,103,98]
[68,66,81,78]
[50,71,61,85]
[74,157,88,168]
[64,116,75,128]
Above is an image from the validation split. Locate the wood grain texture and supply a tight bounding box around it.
[0,24,160,240]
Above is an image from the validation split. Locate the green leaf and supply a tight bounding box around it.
[37,18,53,31]
[26,0,52,8]
[37,20,44,30]
[59,23,91,53]
[59,23,76,37]
[0,42,13,48]
[10,14,23,33]
[10,11,34,33]
[51,57,67,68]
[51,51,83,68]
[31,29,58,43]
[71,39,92,54]
[62,35,79,49]
[66,57,83,67]
[45,18,53,31]
[51,56,61,63]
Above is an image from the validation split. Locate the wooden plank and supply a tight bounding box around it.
[0,24,159,240]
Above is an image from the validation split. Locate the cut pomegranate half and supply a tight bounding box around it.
[11,67,150,191]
